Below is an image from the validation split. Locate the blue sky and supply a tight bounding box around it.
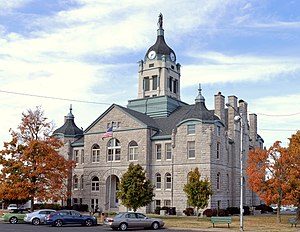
[0,0,299,148]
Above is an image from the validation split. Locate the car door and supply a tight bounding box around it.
[60,211,73,223]
[70,210,84,224]
[136,213,150,228]
[125,213,139,228]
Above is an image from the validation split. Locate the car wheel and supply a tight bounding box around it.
[119,222,128,231]
[32,218,40,225]
[151,221,160,230]
[54,219,63,227]
[84,219,93,226]
[9,217,18,224]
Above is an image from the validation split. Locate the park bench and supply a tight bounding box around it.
[211,216,232,228]
[289,218,298,227]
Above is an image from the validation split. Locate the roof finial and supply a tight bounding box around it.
[195,83,205,103]
[158,13,163,29]
[69,104,72,114]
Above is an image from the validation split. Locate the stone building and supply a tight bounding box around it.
[53,14,264,214]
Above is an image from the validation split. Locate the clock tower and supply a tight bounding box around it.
[137,13,181,100]
[128,14,186,118]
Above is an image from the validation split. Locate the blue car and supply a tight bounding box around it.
[45,210,97,227]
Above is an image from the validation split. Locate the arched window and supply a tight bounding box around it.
[80,175,84,189]
[165,173,172,190]
[92,144,100,163]
[128,141,138,161]
[217,172,221,190]
[107,139,121,161]
[73,175,78,190]
[91,176,100,191]
[155,173,161,189]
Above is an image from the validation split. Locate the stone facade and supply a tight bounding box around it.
[53,15,264,214]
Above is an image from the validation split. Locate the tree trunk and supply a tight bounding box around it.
[276,203,281,224]
[30,198,34,212]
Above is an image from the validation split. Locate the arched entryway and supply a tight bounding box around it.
[105,174,120,210]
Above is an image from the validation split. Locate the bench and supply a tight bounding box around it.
[211,216,232,228]
[289,218,298,227]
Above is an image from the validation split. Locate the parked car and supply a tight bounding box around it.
[24,209,56,225]
[104,212,164,231]
[45,210,97,227]
[3,209,30,224]
[7,204,18,210]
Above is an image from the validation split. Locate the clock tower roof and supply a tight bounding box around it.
[145,13,176,62]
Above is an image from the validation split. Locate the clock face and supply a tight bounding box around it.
[170,52,176,61]
[148,50,156,59]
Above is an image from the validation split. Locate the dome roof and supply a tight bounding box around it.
[53,106,83,138]
[145,13,176,62]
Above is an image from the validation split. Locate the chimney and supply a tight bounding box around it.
[214,92,225,122]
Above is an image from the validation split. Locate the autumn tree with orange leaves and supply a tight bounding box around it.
[246,132,300,224]
[0,106,75,211]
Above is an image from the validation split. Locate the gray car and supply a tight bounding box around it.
[104,212,164,231]
[24,209,56,225]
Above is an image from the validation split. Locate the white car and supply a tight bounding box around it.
[24,209,56,225]
[7,204,18,210]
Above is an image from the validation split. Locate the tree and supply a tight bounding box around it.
[116,163,154,212]
[285,131,300,220]
[246,141,293,223]
[0,106,75,211]
[183,167,213,218]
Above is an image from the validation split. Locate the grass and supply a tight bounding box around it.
[151,214,299,232]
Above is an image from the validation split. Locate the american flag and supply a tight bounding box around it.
[102,126,113,140]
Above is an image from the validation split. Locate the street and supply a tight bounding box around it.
[0,223,203,232]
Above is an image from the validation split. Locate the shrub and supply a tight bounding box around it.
[227,207,240,215]
[183,207,194,216]
[255,204,273,214]
[154,206,161,214]
[203,208,218,217]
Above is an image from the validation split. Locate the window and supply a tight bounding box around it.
[174,80,178,93]
[128,141,138,161]
[187,124,195,135]
[165,143,172,160]
[217,125,221,136]
[152,75,158,90]
[81,149,84,163]
[165,173,172,190]
[107,138,121,161]
[155,173,161,189]
[91,176,100,191]
[187,141,195,159]
[80,175,84,189]
[92,144,100,163]
[149,63,154,68]
[74,150,79,163]
[217,142,220,159]
[91,198,98,211]
[168,77,173,92]
[155,200,161,208]
[217,172,220,190]
[164,200,171,207]
[156,144,161,160]
[144,77,150,91]
[73,175,78,190]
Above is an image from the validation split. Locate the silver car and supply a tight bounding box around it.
[24,209,56,225]
[104,212,164,231]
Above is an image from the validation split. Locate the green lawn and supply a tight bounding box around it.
[152,214,298,232]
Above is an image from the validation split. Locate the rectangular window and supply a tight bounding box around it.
[144,77,150,91]
[187,124,195,135]
[165,143,172,160]
[164,200,171,207]
[156,144,162,160]
[168,77,173,92]
[74,150,79,163]
[115,148,121,161]
[92,150,100,163]
[173,80,178,93]
[187,141,195,159]
[129,147,138,161]
[152,75,158,90]
[149,63,154,68]
[81,149,84,164]
[217,125,221,136]
[155,200,161,208]
[217,142,220,159]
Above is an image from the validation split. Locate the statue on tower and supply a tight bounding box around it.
[158,13,163,29]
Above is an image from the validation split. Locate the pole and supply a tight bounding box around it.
[240,112,244,232]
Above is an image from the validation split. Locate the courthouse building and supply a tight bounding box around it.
[53,15,264,214]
